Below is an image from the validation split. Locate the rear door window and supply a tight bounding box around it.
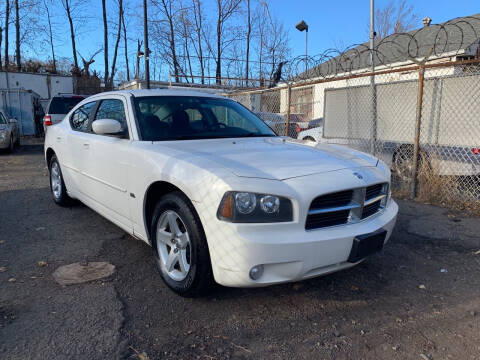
[70,102,97,132]
[48,97,85,114]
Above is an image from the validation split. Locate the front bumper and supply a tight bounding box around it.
[0,134,10,149]
[208,199,398,287]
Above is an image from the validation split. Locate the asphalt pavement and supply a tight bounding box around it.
[1,139,479,360]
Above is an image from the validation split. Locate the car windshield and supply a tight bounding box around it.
[133,96,276,141]
[48,97,85,114]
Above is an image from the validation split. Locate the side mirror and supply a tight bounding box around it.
[9,118,17,124]
[92,119,123,135]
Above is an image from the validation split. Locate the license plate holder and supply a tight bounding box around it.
[347,229,387,263]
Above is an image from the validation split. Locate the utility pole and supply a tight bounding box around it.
[143,0,150,89]
[369,0,377,155]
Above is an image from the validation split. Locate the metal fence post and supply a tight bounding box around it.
[410,65,425,199]
[369,0,377,155]
[285,83,292,136]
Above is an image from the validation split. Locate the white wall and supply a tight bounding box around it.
[278,66,456,120]
[0,72,73,100]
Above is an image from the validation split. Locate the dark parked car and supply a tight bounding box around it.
[44,95,86,129]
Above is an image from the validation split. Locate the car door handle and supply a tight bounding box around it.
[56,136,61,142]
[83,143,90,149]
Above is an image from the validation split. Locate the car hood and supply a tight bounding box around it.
[152,137,377,180]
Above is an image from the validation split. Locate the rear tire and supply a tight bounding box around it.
[150,192,213,297]
[49,154,73,206]
[7,135,14,153]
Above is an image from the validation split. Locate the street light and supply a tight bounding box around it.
[295,20,308,73]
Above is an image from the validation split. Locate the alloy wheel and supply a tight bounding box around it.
[156,210,192,281]
[50,161,62,199]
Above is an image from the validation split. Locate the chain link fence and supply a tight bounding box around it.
[226,58,480,213]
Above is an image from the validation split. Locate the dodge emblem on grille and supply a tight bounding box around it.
[353,172,363,180]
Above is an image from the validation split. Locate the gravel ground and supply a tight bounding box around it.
[1,139,479,360]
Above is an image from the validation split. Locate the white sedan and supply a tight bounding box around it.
[44,89,398,296]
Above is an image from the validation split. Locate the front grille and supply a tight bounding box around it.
[305,183,388,230]
[362,200,382,219]
[310,190,353,209]
[366,184,383,200]
[305,210,350,230]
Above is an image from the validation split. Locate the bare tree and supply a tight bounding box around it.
[191,0,205,83]
[4,0,9,68]
[121,5,129,81]
[251,1,289,84]
[178,9,194,82]
[109,0,123,86]
[102,0,108,85]
[245,0,250,84]
[254,0,266,81]
[263,15,289,79]
[152,0,180,82]
[214,0,241,84]
[375,0,418,39]
[78,48,101,76]
[14,0,19,70]
[135,39,142,79]
[43,0,55,72]
[0,27,2,70]
[61,0,79,72]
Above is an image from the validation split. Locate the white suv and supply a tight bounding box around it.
[44,89,398,296]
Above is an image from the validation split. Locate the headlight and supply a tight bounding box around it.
[260,195,280,213]
[217,191,293,223]
[235,192,256,214]
[0,130,6,140]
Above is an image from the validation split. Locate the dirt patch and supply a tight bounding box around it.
[53,262,115,285]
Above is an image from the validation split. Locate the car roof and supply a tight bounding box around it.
[92,89,227,99]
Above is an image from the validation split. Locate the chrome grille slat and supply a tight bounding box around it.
[364,194,386,206]
[308,203,361,215]
[306,183,388,230]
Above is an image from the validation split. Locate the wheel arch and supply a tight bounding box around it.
[45,147,56,167]
[143,181,200,246]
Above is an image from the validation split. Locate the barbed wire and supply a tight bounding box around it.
[280,15,480,83]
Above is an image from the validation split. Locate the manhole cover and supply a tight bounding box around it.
[53,262,115,286]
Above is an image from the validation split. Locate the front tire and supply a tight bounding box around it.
[49,155,73,206]
[7,135,14,153]
[151,192,213,297]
